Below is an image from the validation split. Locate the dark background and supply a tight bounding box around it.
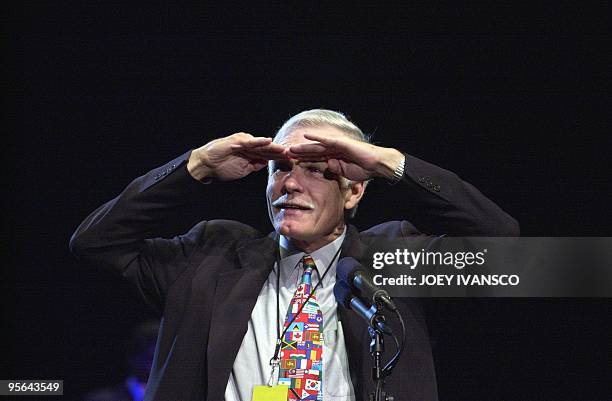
[4,2,611,400]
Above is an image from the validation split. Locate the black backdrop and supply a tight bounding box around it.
[5,3,611,400]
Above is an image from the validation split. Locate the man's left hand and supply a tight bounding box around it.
[286,132,405,182]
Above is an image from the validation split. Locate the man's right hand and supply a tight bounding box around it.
[187,133,287,181]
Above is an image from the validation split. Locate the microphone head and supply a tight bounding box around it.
[336,257,363,284]
[333,280,354,310]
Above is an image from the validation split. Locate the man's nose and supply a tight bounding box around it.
[282,168,304,194]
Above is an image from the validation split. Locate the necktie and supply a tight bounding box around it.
[278,255,323,400]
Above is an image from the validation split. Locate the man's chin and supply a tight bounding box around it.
[276,220,310,240]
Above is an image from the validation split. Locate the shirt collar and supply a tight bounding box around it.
[277,227,346,288]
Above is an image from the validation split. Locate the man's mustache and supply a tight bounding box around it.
[272,195,315,210]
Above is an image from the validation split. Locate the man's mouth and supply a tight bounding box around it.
[272,198,315,211]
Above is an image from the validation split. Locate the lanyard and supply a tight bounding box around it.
[267,243,342,385]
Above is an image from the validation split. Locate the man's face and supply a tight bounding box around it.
[266,126,362,251]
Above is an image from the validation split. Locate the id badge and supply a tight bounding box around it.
[252,385,288,401]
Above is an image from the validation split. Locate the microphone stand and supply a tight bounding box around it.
[333,277,403,400]
[367,311,394,401]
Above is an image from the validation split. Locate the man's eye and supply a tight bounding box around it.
[306,166,323,175]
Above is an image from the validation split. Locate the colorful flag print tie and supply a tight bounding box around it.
[278,255,323,401]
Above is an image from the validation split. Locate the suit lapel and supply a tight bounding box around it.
[339,225,372,400]
[206,234,278,400]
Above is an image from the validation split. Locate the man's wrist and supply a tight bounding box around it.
[376,148,405,183]
[187,150,213,182]
[387,153,405,184]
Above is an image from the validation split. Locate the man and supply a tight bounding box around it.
[70,109,519,401]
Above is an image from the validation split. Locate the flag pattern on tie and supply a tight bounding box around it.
[278,255,323,401]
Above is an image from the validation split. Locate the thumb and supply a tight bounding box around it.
[327,159,342,175]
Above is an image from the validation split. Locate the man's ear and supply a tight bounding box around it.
[344,181,367,210]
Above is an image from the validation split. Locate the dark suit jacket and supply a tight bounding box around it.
[70,151,519,401]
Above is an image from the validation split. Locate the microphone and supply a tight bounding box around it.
[337,257,397,312]
[333,280,390,334]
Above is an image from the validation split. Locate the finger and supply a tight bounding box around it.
[287,154,330,162]
[237,148,289,161]
[247,142,287,156]
[249,144,288,156]
[287,148,341,161]
[232,142,286,155]
[236,137,273,147]
[287,143,328,154]
[302,132,340,147]
[260,142,287,152]
[327,158,342,175]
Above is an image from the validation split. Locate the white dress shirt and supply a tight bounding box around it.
[225,228,355,400]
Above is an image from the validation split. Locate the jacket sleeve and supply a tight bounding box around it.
[69,150,210,313]
[395,153,519,236]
